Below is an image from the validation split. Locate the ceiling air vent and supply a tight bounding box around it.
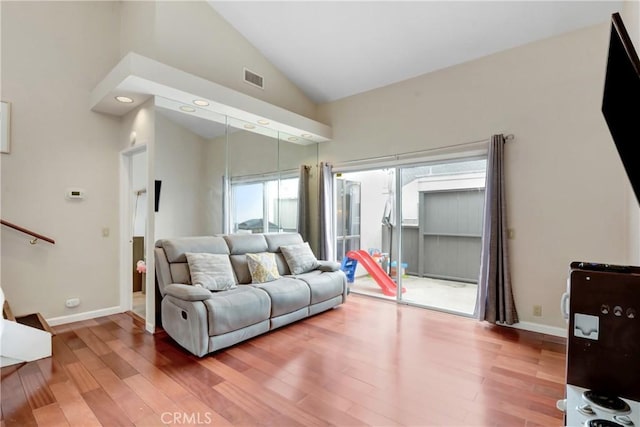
[243,68,264,89]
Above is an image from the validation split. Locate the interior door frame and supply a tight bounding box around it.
[119,144,154,331]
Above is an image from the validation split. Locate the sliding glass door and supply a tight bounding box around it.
[399,159,486,314]
[335,157,486,316]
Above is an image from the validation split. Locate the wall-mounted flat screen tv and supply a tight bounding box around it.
[155,180,161,212]
[602,12,640,204]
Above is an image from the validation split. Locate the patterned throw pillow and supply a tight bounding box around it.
[186,252,236,291]
[246,252,281,283]
[280,242,320,275]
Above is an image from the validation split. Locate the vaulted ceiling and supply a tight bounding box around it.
[209,1,623,104]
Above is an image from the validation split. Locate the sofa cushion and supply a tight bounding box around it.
[280,242,320,275]
[224,234,268,255]
[264,232,304,252]
[274,253,291,276]
[160,236,230,262]
[164,283,212,301]
[251,277,311,317]
[203,286,271,336]
[317,260,341,272]
[294,270,346,304]
[186,252,236,291]
[170,263,191,284]
[230,255,251,284]
[246,252,281,283]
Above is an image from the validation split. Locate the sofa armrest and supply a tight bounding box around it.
[317,260,341,272]
[164,284,212,301]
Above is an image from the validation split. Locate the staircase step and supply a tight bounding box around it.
[15,313,55,335]
[3,300,54,335]
[3,300,15,321]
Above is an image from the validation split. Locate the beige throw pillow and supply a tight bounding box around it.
[186,252,236,291]
[246,252,281,283]
[280,242,320,275]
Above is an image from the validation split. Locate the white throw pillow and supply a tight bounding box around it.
[280,242,320,275]
[186,252,236,291]
[246,252,281,283]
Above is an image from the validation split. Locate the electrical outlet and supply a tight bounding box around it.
[533,305,542,317]
[65,298,80,308]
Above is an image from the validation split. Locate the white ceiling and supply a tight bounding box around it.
[209,1,623,104]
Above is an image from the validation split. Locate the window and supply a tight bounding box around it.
[230,177,299,233]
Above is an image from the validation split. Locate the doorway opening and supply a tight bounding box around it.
[120,146,148,321]
[335,157,486,315]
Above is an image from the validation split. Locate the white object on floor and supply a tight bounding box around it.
[0,286,52,367]
[0,319,52,367]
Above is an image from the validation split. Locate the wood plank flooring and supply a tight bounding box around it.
[1,295,567,426]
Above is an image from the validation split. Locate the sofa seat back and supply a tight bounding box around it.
[155,232,308,294]
[224,233,305,282]
[224,234,269,284]
[155,236,230,296]
[263,232,305,276]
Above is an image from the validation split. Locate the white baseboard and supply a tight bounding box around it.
[46,306,124,326]
[507,320,567,338]
[44,305,567,339]
[145,321,155,334]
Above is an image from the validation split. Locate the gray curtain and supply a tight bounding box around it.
[475,134,518,325]
[318,162,334,260]
[297,165,310,241]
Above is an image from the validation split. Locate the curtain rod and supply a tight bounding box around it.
[332,133,514,168]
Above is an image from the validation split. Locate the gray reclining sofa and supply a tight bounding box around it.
[154,232,347,356]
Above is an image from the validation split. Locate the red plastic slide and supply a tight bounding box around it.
[346,250,406,297]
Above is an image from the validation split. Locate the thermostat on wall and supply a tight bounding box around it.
[66,188,85,200]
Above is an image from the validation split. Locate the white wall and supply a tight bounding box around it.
[117,1,316,120]
[318,23,629,330]
[154,114,209,240]
[0,1,122,319]
[119,0,156,62]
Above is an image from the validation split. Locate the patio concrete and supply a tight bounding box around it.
[348,274,477,315]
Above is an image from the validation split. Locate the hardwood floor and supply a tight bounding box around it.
[1,295,567,426]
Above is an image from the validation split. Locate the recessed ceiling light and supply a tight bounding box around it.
[257,119,270,125]
[288,137,299,142]
[115,96,134,103]
[179,106,196,112]
[244,124,256,129]
[301,133,312,138]
[193,99,209,106]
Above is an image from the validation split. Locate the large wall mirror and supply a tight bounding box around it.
[129,97,321,328]
[153,97,319,246]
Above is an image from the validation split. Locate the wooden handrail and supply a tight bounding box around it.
[1,220,55,244]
